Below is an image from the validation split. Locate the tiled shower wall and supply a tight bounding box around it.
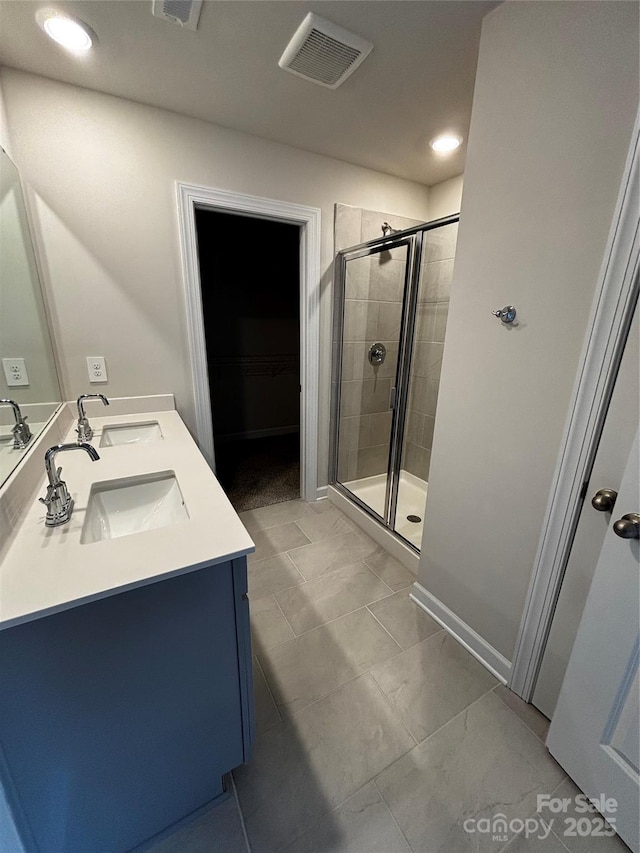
[403,222,458,481]
[334,204,423,483]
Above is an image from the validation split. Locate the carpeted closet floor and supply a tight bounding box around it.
[214,433,300,512]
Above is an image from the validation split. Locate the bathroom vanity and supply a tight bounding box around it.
[0,402,255,852]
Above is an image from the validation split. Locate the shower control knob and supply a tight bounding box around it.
[368,343,386,366]
[492,306,517,323]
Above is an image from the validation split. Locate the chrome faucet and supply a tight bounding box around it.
[39,442,100,527]
[76,394,109,442]
[0,399,32,449]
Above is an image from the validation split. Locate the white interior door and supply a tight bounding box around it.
[534,303,639,717]
[547,431,639,851]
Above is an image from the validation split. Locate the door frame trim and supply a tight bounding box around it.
[510,114,640,700]
[176,182,321,502]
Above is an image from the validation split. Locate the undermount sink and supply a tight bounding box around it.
[99,421,163,447]
[81,471,188,544]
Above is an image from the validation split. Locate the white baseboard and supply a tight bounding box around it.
[315,485,328,499]
[410,581,511,683]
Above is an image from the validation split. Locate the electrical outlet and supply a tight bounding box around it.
[87,356,108,383]
[2,358,29,387]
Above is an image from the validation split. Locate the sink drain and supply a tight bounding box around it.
[407,514,422,523]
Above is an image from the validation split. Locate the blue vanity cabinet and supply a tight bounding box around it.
[0,556,254,853]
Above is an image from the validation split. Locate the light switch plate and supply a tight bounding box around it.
[87,356,108,383]
[2,358,29,386]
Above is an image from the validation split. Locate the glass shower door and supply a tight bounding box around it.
[393,220,458,547]
[335,239,413,521]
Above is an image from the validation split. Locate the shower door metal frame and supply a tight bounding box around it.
[331,233,416,531]
[331,214,460,552]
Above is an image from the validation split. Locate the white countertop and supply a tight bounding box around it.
[0,410,254,630]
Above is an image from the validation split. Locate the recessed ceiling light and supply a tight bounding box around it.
[429,134,463,154]
[36,9,93,51]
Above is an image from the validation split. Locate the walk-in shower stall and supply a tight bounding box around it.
[330,215,459,554]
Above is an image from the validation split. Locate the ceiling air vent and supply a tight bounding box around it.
[279,13,373,89]
[152,0,203,30]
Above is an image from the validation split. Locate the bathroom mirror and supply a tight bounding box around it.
[0,146,62,486]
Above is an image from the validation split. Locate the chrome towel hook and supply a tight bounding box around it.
[492,305,517,323]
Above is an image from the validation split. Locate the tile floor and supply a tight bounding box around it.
[151,499,628,853]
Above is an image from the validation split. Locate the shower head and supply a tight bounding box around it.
[381,222,399,237]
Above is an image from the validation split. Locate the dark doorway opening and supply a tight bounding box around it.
[195,209,301,512]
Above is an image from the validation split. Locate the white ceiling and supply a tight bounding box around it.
[0,1,498,185]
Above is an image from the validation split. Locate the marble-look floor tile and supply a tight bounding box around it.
[294,505,355,543]
[368,590,441,649]
[233,673,415,853]
[248,553,305,599]
[239,500,309,534]
[148,789,247,853]
[376,692,565,853]
[288,530,380,580]
[501,830,567,853]
[250,595,295,652]
[495,684,550,742]
[282,782,411,853]
[364,552,416,591]
[248,521,310,562]
[371,632,498,741]
[259,607,402,716]
[275,562,392,635]
[253,656,282,734]
[307,499,335,515]
[547,778,629,853]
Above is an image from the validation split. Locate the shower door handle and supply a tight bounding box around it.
[389,386,396,409]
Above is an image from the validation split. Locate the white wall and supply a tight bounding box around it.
[428,175,463,220]
[0,69,431,486]
[0,77,10,155]
[418,0,638,661]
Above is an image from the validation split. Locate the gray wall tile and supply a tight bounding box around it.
[369,257,406,302]
[415,303,436,342]
[377,302,403,339]
[368,411,393,446]
[343,299,379,341]
[355,443,389,479]
[422,221,458,263]
[422,415,435,451]
[412,342,443,380]
[410,378,439,417]
[344,256,370,300]
[404,442,430,480]
[418,259,454,303]
[433,302,449,341]
[340,377,392,418]
[334,204,363,252]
